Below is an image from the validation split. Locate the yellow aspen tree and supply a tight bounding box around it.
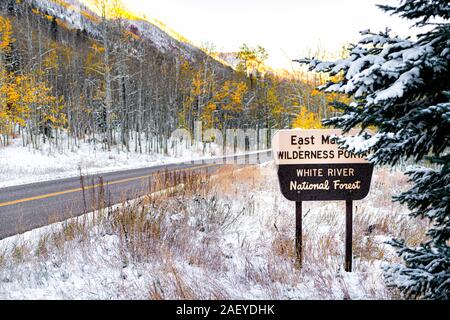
[0,16,16,136]
[229,81,247,108]
[182,67,208,129]
[221,80,247,121]
[201,102,217,129]
[4,75,29,128]
[43,43,59,73]
[178,59,193,128]
[0,67,8,134]
[292,106,323,129]
[0,16,14,54]
[25,77,66,128]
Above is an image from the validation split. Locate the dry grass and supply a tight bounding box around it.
[0,164,428,300]
[11,242,30,264]
[0,250,5,268]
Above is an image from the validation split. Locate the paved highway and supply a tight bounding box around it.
[0,151,272,239]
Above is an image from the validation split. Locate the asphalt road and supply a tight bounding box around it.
[0,151,273,240]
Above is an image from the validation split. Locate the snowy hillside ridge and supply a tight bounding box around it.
[24,0,228,65]
[216,52,241,69]
[0,164,428,299]
[29,0,100,36]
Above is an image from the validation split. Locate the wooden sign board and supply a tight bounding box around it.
[272,129,374,272]
[272,129,374,201]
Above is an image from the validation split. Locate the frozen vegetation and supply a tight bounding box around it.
[0,136,226,188]
[0,163,427,299]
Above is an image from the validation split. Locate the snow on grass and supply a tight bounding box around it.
[0,136,241,188]
[0,163,427,299]
[0,138,160,188]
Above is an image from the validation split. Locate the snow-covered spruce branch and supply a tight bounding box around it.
[295,0,450,300]
[295,27,449,164]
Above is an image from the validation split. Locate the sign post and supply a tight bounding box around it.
[272,129,373,272]
[295,201,302,267]
[345,200,353,272]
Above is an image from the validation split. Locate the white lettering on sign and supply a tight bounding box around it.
[272,129,370,165]
[296,168,323,177]
[290,180,330,191]
[295,168,355,178]
[289,179,362,191]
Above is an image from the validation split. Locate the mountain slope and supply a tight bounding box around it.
[25,0,230,67]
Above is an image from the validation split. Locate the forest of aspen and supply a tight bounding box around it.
[0,0,349,154]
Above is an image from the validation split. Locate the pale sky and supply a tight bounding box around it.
[123,0,415,70]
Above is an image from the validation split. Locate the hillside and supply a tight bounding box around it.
[27,0,229,67]
[0,0,332,157]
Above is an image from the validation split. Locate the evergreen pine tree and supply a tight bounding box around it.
[7,0,16,16]
[295,0,449,299]
[50,16,58,41]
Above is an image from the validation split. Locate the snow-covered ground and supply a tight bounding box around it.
[0,137,242,188]
[0,162,427,299]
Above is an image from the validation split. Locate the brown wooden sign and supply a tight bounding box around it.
[272,129,373,201]
[272,129,374,272]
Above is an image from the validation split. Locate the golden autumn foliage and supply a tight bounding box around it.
[89,0,128,20]
[0,15,14,53]
[43,44,59,71]
[20,76,66,127]
[237,44,268,76]
[0,16,66,136]
[217,80,247,124]
[292,106,323,129]
[1,4,346,149]
[0,73,66,129]
[179,64,205,129]
[201,102,216,128]
[0,68,8,131]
